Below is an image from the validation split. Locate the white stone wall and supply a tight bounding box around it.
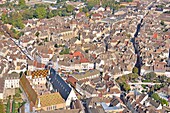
[5,79,20,89]
[66,89,77,107]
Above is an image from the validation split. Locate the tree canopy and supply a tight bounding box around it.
[35,6,47,19]
[145,72,156,80]
[19,0,26,8]
[132,67,138,74]
[66,5,74,13]
[151,93,168,106]
[0,101,4,113]
[6,99,10,113]
[12,100,16,113]
[59,48,70,55]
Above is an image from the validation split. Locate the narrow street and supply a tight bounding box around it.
[132,11,149,75]
[1,24,34,61]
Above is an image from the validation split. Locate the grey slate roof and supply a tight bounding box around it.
[49,68,71,100]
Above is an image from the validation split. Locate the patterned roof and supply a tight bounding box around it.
[31,70,48,78]
[38,92,65,107]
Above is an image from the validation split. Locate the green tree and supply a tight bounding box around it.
[22,9,34,20]
[44,37,48,42]
[128,73,138,81]
[19,71,23,77]
[145,72,156,80]
[160,21,165,26]
[15,93,21,98]
[82,7,88,13]
[122,83,130,92]
[160,98,168,106]
[87,0,100,7]
[59,48,70,55]
[6,99,10,113]
[35,7,47,19]
[1,13,8,23]
[35,31,40,37]
[12,100,15,113]
[0,101,4,113]
[66,5,74,13]
[132,67,138,74]
[151,93,159,100]
[47,11,53,19]
[10,12,24,29]
[51,10,58,16]
[18,31,24,37]
[167,78,170,83]
[19,0,26,7]
[79,8,83,12]
[151,93,168,106]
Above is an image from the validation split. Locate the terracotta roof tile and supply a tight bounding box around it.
[31,70,48,78]
[20,75,38,105]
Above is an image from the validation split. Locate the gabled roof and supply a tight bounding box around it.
[66,76,78,88]
[49,68,72,100]
[81,84,97,95]
[109,96,120,107]
[20,75,38,105]
[73,51,84,58]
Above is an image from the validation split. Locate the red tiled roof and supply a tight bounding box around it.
[80,58,89,63]
[73,51,84,57]
[66,76,78,88]
[92,13,103,19]
[153,32,158,38]
[48,48,53,54]
[33,60,37,66]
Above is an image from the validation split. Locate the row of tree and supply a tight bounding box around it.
[1,2,77,29]
[151,93,168,106]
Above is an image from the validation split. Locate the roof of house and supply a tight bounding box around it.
[31,70,48,78]
[81,84,97,95]
[40,109,80,113]
[5,72,20,79]
[20,74,38,106]
[89,107,105,113]
[109,96,120,107]
[49,68,72,100]
[86,97,112,106]
[150,98,161,108]
[73,69,100,80]
[73,51,84,58]
[39,92,65,107]
[66,76,78,88]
